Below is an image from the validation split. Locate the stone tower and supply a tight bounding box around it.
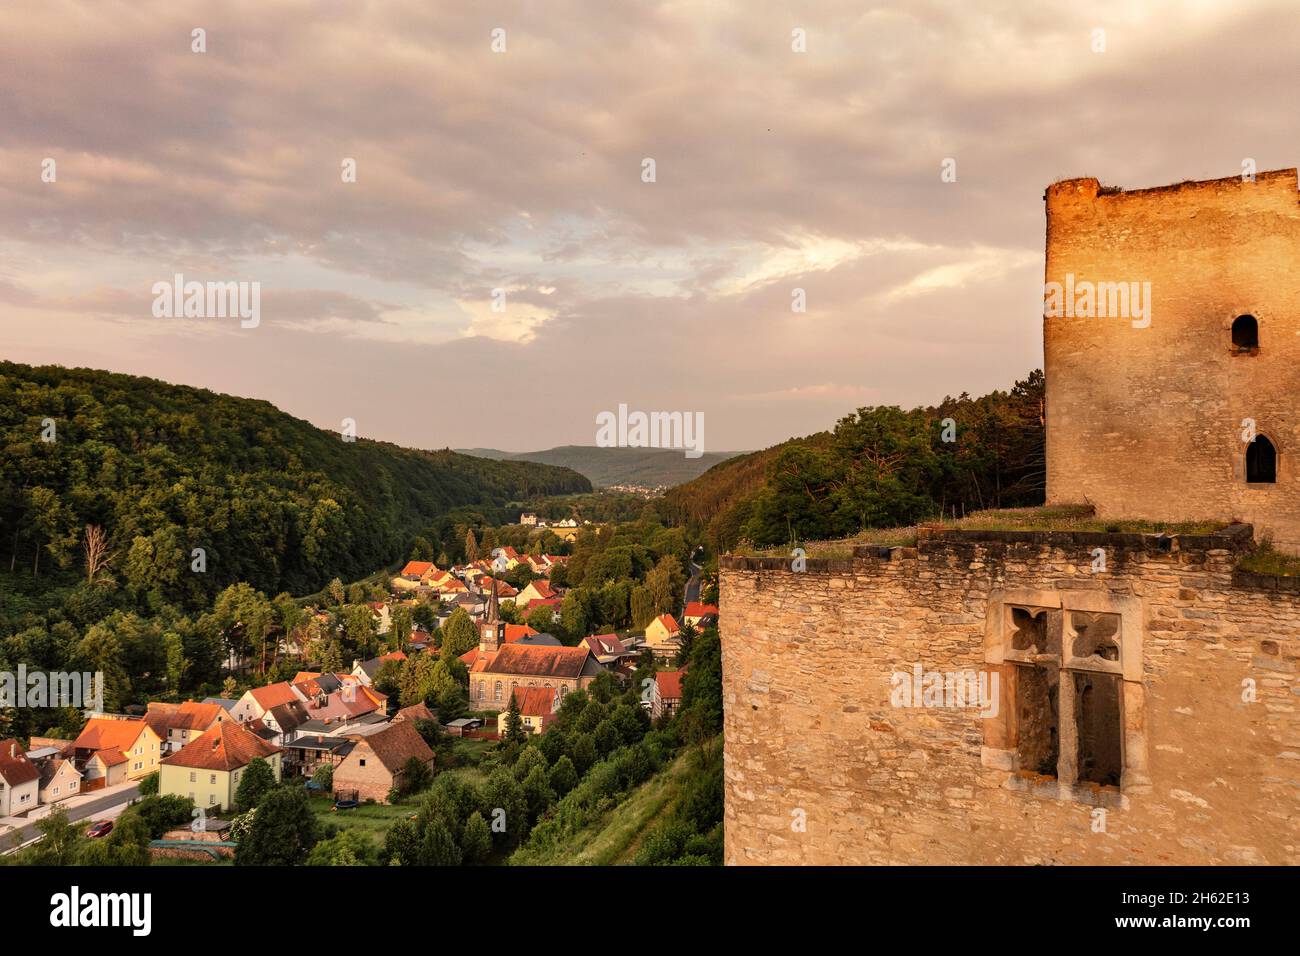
[1043,168,1300,547]
[479,578,504,655]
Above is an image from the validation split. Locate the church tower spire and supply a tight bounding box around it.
[480,578,504,654]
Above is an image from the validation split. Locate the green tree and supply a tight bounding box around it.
[439,608,479,660]
[461,811,492,864]
[420,820,462,866]
[235,786,320,866]
[481,767,527,849]
[399,755,434,797]
[306,829,376,866]
[548,755,578,797]
[502,689,528,744]
[79,809,151,866]
[234,757,276,813]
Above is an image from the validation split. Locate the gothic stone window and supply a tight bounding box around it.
[1246,435,1277,484]
[982,590,1150,806]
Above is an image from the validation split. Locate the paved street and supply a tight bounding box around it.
[1,781,140,852]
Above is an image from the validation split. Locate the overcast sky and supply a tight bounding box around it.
[2,0,1297,453]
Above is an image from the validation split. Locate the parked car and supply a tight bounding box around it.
[85,820,113,839]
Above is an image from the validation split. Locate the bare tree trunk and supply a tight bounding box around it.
[83,524,117,584]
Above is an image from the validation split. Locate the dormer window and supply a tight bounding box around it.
[1231,314,1259,353]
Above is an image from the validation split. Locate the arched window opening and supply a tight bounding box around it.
[1232,314,1259,351]
[1247,435,1277,484]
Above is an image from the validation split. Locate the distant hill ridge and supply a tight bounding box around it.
[456,445,746,489]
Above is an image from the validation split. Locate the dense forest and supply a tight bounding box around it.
[0,361,589,610]
[662,370,1046,550]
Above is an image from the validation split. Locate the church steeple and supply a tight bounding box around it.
[480,578,504,654]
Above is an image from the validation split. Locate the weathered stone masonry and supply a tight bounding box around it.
[720,527,1299,865]
[1045,170,1300,548]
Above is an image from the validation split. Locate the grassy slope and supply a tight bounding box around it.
[512,747,694,866]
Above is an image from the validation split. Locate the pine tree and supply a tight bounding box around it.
[502,689,527,744]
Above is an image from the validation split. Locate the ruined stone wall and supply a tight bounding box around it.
[720,529,1299,865]
[1044,169,1300,548]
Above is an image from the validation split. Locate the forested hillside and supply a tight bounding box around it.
[662,370,1046,550]
[0,361,589,609]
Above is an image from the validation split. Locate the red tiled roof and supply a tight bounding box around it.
[478,644,591,679]
[684,602,718,619]
[528,580,557,600]
[172,701,224,731]
[401,561,435,577]
[162,721,280,772]
[144,702,179,740]
[511,686,558,717]
[0,739,40,786]
[249,682,300,711]
[94,748,128,767]
[74,717,153,753]
[656,670,685,700]
[460,624,540,666]
[652,613,680,633]
[379,650,407,663]
[395,702,436,723]
[347,720,433,775]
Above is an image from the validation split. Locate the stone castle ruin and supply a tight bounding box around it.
[1046,169,1300,549]
[719,171,1299,865]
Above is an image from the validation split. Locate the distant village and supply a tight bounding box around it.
[0,526,718,855]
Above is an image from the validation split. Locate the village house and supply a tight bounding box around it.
[331,719,434,803]
[230,682,301,724]
[368,602,392,634]
[468,584,601,711]
[683,602,719,628]
[144,700,228,755]
[0,739,40,815]
[35,754,82,804]
[582,632,637,669]
[72,715,163,782]
[644,613,682,660]
[352,650,407,686]
[516,578,559,607]
[280,735,355,779]
[257,699,311,745]
[502,686,561,736]
[460,623,541,667]
[648,669,685,720]
[393,701,436,724]
[159,721,283,812]
[392,560,438,592]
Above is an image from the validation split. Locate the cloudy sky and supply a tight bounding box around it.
[1,0,1296,453]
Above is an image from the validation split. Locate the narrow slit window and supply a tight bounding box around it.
[1246,435,1277,484]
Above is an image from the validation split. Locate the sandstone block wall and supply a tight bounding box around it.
[1044,169,1300,548]
[719,529,1299,865]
